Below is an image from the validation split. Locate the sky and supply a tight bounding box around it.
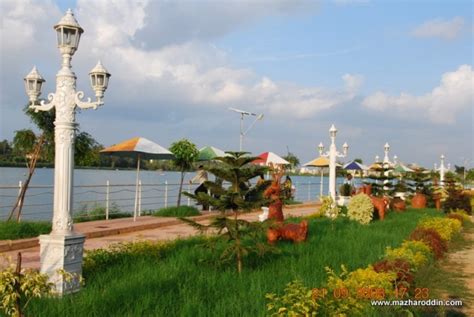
[0,0,473,168]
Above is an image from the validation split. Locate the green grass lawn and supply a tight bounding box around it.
[151,205,201,217]
[27,209,443,317]
[0,221,51,240]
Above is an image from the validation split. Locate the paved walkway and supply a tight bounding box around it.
[443,228,474,316]
[0,204,319,269]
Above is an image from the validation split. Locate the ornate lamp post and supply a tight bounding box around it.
[319,124,348,201]
[24,9,110,294]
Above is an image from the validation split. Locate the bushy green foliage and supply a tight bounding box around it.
[322,265,396,316]
[443,176,472,214]
[265,279,319,316]
[339,183,352,196]
[418,217,462,241]
[152,206,200,217]
[1,256,54,316]
[385,240,433,269]
[407,168,432,195]
[347,194,373,225]
[0,221,51,240]
[319,196,340,219]
[169,139,199,206]
[73,204,130,223]
[182,152,270,273]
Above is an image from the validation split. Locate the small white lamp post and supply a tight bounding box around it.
[319,124,348,201]
[24,9,110,294]
[228,107,263,151]
[383,143,390,164]
[436,154,450,186]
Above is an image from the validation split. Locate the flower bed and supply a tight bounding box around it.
[266,211,468,316]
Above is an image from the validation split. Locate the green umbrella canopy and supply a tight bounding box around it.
[198,146,226,161]
[393,163,414,174]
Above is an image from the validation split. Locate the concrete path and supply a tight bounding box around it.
[0,204,319,269]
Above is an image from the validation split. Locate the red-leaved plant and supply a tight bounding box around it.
[409,228,447,259]
[373,258,414,290]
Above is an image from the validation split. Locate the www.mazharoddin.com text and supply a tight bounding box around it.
[371,299,463,307]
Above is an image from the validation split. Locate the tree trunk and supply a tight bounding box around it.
[15,252,23,317]
[8,136,44,222]
[177,170,185,207]
[234,210,242,274]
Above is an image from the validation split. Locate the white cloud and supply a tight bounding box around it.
[411,17,465,40]
[362,65,474,124]
[65,0,359,118]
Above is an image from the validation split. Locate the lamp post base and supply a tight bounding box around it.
[39,233,85,295]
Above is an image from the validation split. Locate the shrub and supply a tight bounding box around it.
[385,240,433,269]
[448,209,470,223]
[319,196,340,219]
[447,213,465,224]
[265,279,319,316]
[0,221,51,240]
[0,256,54,317]
[322,265,396,316]
[409,228,447,259]
[373,258,414,289]
[443,177,472,214]
[347,194,373,225]
[339,183,352,196]
[418,217,462,241]
[152,206,201,217]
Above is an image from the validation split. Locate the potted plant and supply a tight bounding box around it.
[337,183,352,206]
[431,178,447,210]
[408,168,431,209]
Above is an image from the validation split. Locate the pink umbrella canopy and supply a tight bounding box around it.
[253,152,290,166]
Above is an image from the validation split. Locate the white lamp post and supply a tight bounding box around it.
[435,154,450,186]
[229,107,263,151]
[383,143,390,164]
[24,9,110,294]
[319,124,348,201]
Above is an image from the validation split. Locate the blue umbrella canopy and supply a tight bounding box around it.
[343,160,368,171]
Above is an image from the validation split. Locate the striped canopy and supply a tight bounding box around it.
[198,146,226,161]
[100,137,174,160]
[253,152,290,166]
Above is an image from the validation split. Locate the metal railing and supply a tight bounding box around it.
[0,179,347,221]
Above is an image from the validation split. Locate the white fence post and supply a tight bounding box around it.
[138,180,142,216]
[17,181,23,222]
[164,181,168,208]
[105,180,110,220]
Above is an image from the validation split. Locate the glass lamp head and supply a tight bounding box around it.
[54,9,84,55]
[24,66,45,103]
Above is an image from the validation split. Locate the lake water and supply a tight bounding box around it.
[0,167,354,221]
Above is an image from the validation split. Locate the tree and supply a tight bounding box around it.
[169,139,199,206]
[354,158,363,164]
[0,139,12,156]
[182,152,272,273]
[75,132,102,166]
[12,130,36,156]
[283,152,300,169]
